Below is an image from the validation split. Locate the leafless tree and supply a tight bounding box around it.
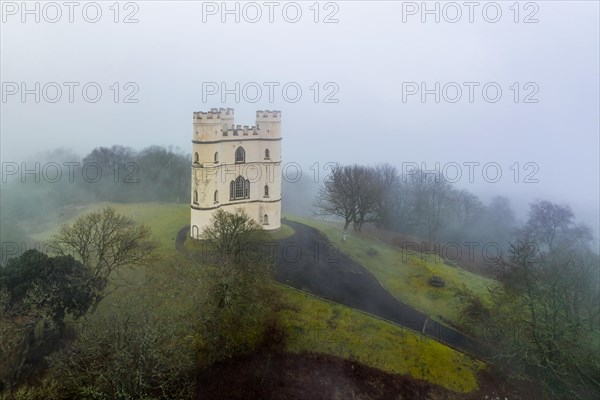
[373,163,400,230]
[404,169,456,244]
[453,189,485,239]
[519,200,593,253]
[314,163,386,236]
[313,163,359,235]
[46,207,157,311]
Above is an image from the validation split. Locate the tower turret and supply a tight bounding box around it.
[256,110,281,137]
[193,110,222,141]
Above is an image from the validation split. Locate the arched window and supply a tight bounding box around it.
[214,190,219,203]
[235,147,245,163]
[193,190,198,204]
[191,225,199,239]
[194,152,199,164]
[264,185,269,197]
[263,214,269,225]
[214,152,219,163]
[230,176,250,200]
[264,149,270,160]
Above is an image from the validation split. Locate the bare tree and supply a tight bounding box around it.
[453,189,485,239]
[46,207,157,310]
[519,200,593,253]
[313,163,384,238]
[404,169,455,244]
[200,208,266,265]
[373,163,400,230]
[199,210,279,363]
[313,163,358,237]
[489,241,600,399]
[352,165,381,231]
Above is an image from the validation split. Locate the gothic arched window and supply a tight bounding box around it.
[214,152,219,163]
[194,152,199,164]
[214,190,219,203]
[230,176,250,200]
[235,147,245,163]
[193,190,198,204]
[264,185,269,197]
[263,214,269,225]
[264,149,270,160]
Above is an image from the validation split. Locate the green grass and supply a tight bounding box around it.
[276,283,485,393]
[283,215,497,327]
[28,202,190,254]
[267,222,295,241]
[19,203,487,393]
[26,203,493,329]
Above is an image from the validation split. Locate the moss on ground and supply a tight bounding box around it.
[283,215,497,327]
[276,284,485,393]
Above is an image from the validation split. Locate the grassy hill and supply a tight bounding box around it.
[285,215,497,329]
[18,202,487,394]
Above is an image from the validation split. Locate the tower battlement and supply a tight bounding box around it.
[193,107,234,120]
[256,110,281,121]
[194,109,280,138]
[223,125,259,136]
[193,111,221,120]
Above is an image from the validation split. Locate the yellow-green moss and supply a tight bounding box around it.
[276,284,486,393]
[284,215,497,327]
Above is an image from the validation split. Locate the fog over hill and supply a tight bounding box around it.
[1,2,598,238]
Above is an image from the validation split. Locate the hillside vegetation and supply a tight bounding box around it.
[12,202,486,395]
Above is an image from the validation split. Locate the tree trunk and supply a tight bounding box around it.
[343,221,350,241]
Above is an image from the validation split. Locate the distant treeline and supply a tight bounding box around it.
[310,163,596,273]
[311,163,518,246]
[0,145,190,257]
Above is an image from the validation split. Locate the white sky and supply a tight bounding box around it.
[1,1,599,236]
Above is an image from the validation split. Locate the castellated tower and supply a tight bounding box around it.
[190,108,282,239]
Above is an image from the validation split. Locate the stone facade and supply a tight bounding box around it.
[190,108,282,239]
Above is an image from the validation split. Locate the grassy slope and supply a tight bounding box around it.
[28,202,189,255]
[285,215,497,327]
[276,284,485,393]
[23,203,485,393]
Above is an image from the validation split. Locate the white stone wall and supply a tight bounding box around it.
[190,109,282,237]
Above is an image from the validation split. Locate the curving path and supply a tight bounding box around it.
[176,220,490,359]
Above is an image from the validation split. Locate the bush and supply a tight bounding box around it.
[44,300,197,400]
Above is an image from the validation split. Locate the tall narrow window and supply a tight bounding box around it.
[235,147,245,163]
[264,185,269,197]
[214,152,219,163]
[264,149,270,160]
[193,190,198,204]
[194,152,199,164]
[235,177,244,199]
[230,181,235,200]
[214,190,219,203]
[263,214,269,225]
[244,179,250,198]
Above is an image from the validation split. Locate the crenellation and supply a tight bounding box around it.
[256,110,281,120]
[224,125,259,136]
[193,111,222,121]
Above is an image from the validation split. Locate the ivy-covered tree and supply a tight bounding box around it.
[0,250,102,390]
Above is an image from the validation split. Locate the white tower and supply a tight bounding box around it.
[190,108,282,239]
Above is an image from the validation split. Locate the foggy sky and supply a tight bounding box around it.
[1,1,599,237]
